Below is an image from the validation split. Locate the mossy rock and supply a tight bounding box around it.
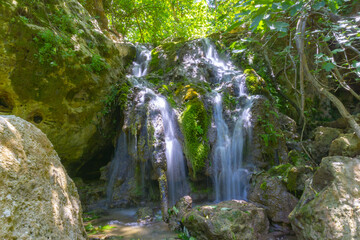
[244,69,269,96]
[179,97,210,179]
[0,0,135,176]
[182,200,269,240]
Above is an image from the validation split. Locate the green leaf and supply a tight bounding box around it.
[270,21,289,32]
[288,2,303,16]
[313,1,325,10]
[331,48,344,54]
[226,21,242,33]
[322,62,335,72]
[250,13,265,30]
[217,14,228,22]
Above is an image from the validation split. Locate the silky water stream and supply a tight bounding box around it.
[89,45,187,239]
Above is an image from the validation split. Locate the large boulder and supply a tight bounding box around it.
[289,156,360,240]
[248,173,298,225]
[307,126,342,163]
[0,0,135,175]
[182,200,269,240]
[0,115,86,239]
[329,133,360,157]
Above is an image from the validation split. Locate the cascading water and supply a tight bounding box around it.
[203,39,253,201]
[106,132,131,206]
[148,92,188,206]
[132,45,152,77]
[107,44,188,207]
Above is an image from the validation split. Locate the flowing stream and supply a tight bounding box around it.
[203,39,253,202]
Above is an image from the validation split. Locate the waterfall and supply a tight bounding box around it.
[107,44,188,207]
[106,132,130,206]
[150,93,188,206]
[203,39,253,201]
[132,45,152,77]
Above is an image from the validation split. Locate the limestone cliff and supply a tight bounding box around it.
[0,0,135,176]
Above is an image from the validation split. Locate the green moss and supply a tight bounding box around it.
[244,69,266,95]
[268,163,293,177]
[223,91,237,110]
[288,150,307,167]
[180,98,210,178]
[188,214,195,222]
[149,49,160,71]
[260,181,267,190]
[286,167,298,192]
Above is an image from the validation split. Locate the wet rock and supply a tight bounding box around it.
[168,196,193,231]
[182,200,269,240]
[0,115,86,239]
[248,173,298,225]
[306,126,342,163]
[329,133,360,157]
[289,156,360,240]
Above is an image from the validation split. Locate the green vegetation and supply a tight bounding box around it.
[104,0,210,43]
[222,92,237,110]
[257,101,283,148]
[83,211,100,222]
[101,81,131,115]
[180,98,210,178]
[84,223,116,235]
[33,29,75,67]
[244,69,266,96]
[85,54,110,73]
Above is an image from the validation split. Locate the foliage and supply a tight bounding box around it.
[83,211,100,222]
[180,98,210,178]
[85,54,110,73]
[104,0,211,43]
[222,91,237,110]
[168,206,179,216]
[223,0,360,124]
[101,81,131,115]
[33,29,75,67]
[257,101,283,147]
[178,232,197,240]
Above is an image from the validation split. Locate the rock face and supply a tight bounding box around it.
[307,126,342,163]
[0,0,135,175]
[182,200,269,240]
[0,115,86,239]
[250,97,289,169]
[248,173,298,225]
[289,156,360,240]
[329,133,360,157]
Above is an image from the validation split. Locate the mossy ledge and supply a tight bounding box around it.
[179,98,210,179]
